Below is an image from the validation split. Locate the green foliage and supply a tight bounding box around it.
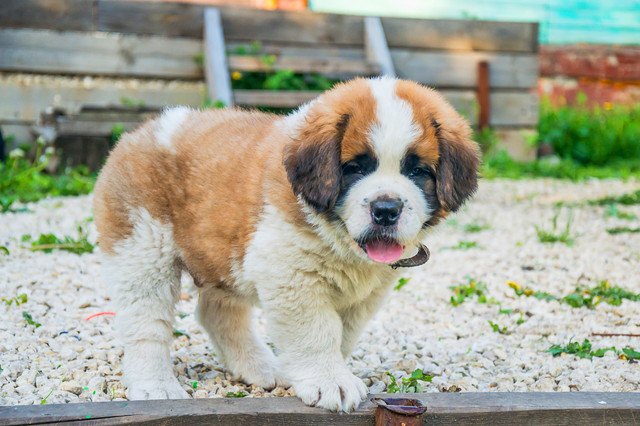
[539,98,640,167]
[548,339,640,361]
[0,246,9,255]
[40,388,54,405]
[448,240,479,250]
[604,204,637,221]
[535,210,575,245]
[191,381,198,390]
[225,390,247,398]
[173,329,190,338]
[463,222,491,233]
[386,369,432,393]
[22,311,41,328]
[0,140,94,205]
[26,223,95,255]
[2,293,28,306]
[487,320,510,335]
[473,127,498,155]
[120,97,145,108]
[450,278,492,306]
[393,277,411,291]
[607,227,640,235]
[203,99,226,109]
[111,123,126,144]
[482,150,640,181]
[508,280,640,308]
[589,189,640,206]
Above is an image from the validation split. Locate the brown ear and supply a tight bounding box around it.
[436,125,481,212]
[283,115,348,213]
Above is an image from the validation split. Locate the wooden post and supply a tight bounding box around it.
[203,7,233,107]
[477,60,490,130]
[364,16,396,77]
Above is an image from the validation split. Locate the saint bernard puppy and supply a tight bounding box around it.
[93,77,480,412]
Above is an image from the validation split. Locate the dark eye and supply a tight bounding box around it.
[410,166,432,178]
[342,161,363,175]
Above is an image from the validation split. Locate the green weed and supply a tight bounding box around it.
[450,278,493,306]
[487,320,510,335]
[589,189,640,206]
[225,391,247,398]
[26,223,94,255]
[448,240,479,250]
[535,211,575,245]
[0,246,9,255]
[607,227,640,235]
[394,277,411,291]
[508,280,640,308]
[2,293,28,306]
[22,311,41,328]
[40,388,54,405]
[548,339,640,361]
[111,123,125,144]
[173,329,190,338]
[191,381,198,390]
[463,222,491,233]
[604,204,637,220]
[386,369,432,393]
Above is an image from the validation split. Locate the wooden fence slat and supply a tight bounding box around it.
[203,8,234,107]
[0,0,538,54]
[392,50,539,89]
[0,0,94,32]
[381,16,539,53]
[0,393,638,426]
[0,29,203,80]
[234,90,319,107]
[364,16,395,77]
[228,56,379,75]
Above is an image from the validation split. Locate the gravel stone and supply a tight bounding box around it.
[1,179,639,405]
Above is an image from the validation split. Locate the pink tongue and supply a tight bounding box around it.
[365,240,404,264]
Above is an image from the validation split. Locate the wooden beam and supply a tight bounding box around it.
[364,16,395,77]
[228,55,379,75]
[0,0,95,32]
[0,393,638,425]
[477,61,491,130]
[203,8,233,107]
[234,90,319,108]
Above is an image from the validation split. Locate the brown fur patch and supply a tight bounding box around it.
[395,80,480,214]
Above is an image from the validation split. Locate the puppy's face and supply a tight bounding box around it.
[284,78,480,265]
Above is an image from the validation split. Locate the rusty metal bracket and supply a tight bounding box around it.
[371,397,427,426]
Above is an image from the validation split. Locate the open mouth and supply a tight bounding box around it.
[360,237,404,264]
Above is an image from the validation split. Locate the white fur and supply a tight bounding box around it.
[242,203,396,411]
[103,208,188,400]
[155,106,191,149]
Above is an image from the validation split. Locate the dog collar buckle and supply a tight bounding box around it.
[390,244,430,269]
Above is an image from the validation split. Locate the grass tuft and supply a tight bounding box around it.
[386,369,433,393]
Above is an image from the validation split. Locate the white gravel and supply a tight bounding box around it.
[1,179,639,406]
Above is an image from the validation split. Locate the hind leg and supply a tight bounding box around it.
[103,208,188,400]
[196,287,286,389]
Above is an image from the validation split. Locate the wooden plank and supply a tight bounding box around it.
[234,90,319,108]
[203,8,233,107]
[228,55,379,75]
[235,89,538,127]
[0,0,94,32]
[0,393,639,425]
[0,29,203,79]
[391,50,538,89]
[0,74,206,123]
[364,16,395,77]
[382,17,539,53]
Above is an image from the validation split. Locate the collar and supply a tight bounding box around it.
[390,244,430,269]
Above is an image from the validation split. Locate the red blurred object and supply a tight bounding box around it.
[85,311,116,321]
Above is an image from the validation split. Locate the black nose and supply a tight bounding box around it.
[370,198,403,226]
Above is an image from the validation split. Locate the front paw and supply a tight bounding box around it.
[127,379,190,400]
[292,371,367,412]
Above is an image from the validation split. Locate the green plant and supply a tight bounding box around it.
[448,240,479,250]
[386,369,432,393]
[120,97,145,108]
[473,127,498,155]
[394,277,411,291]
[607,227,640,235]
[463,222,491,233]
[225,390,247,398]
[548,339,615,359]
[25,222,94,254]
[0,246,9,255]
[488,320,510,335]
[40,388,54,405]
[538,97,640,167]
[22,311,41,328]
[173,329,190,338]
[604,204,637,220]
[450,278,492,306]
[589,189,640,206]
[535,211,575,245]
[2,293,28,306]
[0,140,94,205]
[191,381,198,390]
[507,280,640,308]
[111,123,125,144]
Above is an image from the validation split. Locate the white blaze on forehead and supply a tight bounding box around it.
[367,77,421,172]
[155,106,191,149]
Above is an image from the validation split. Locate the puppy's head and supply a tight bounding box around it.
[284,78,480,264]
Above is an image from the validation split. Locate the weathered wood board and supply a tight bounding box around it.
[0,29,538,89]
[0,393,638,425]
[0,0,538,53]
